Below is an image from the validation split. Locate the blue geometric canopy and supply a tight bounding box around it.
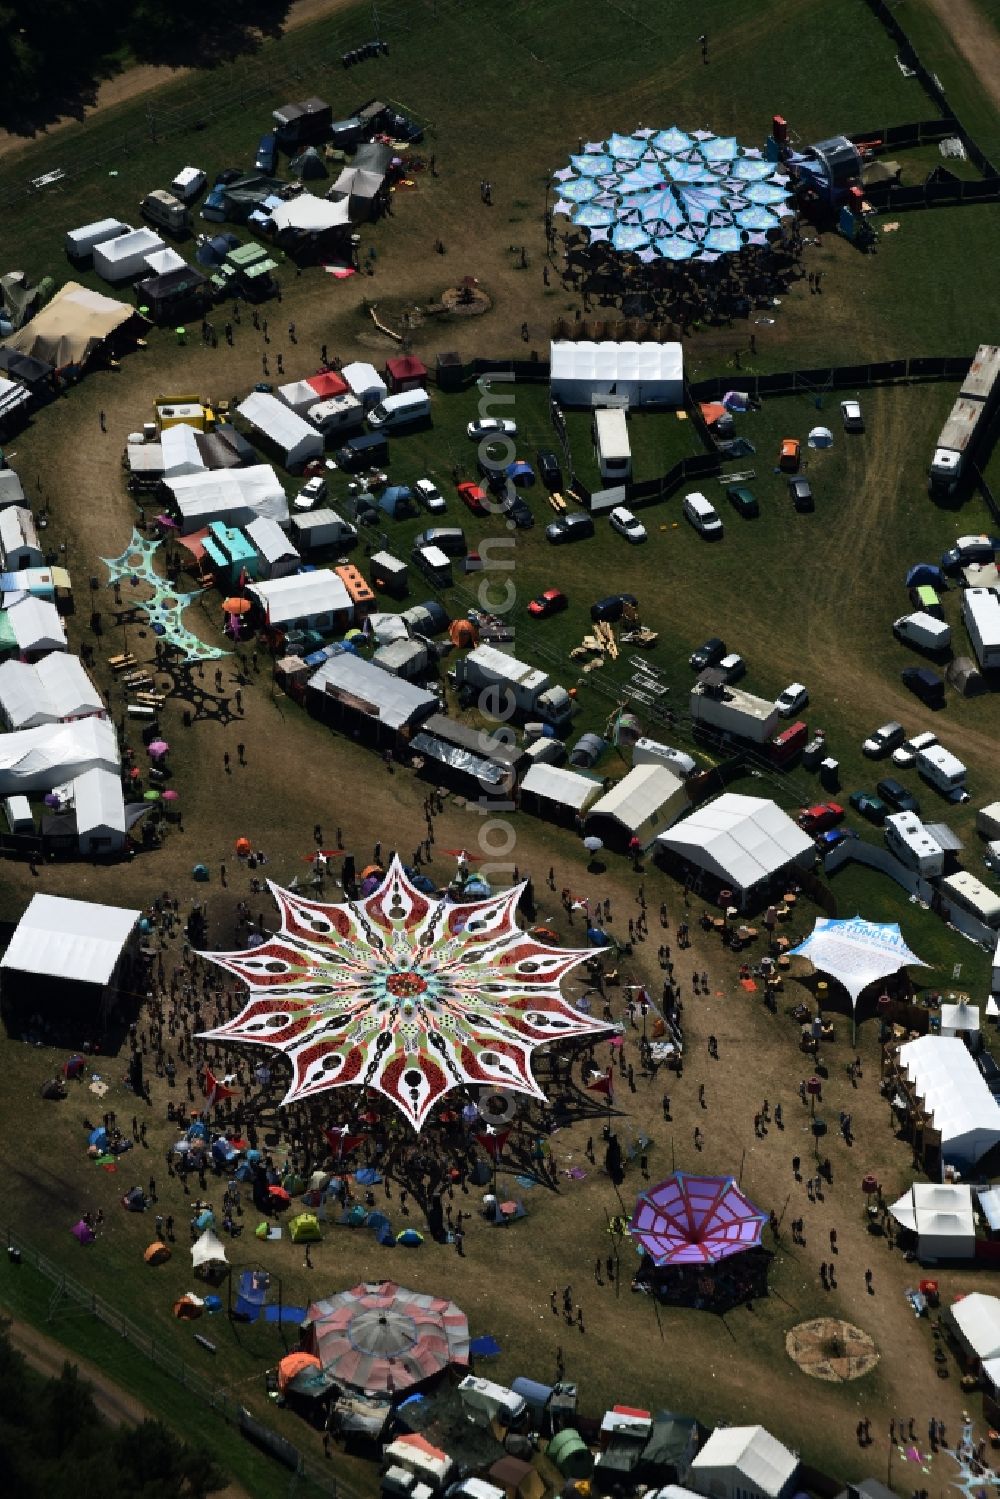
[788,914,929,1005]
[553,126,793,262]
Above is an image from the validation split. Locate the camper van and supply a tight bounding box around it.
[457,1375,527,1427]
[367,389,432,432]
[170,167,207,203]
[334,432,389,473]
[916,743,968,797]
[884,811,945,877]
[308,394,365,439]
[140,191,192,235]
[64,218,132,264]
[412,544,453,587]
[940,871,1000,929]
[593,408,631,482]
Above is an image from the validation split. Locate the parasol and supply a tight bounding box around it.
[143,790,161,801]
[305,1280,469,1394]
[629,1172,768,1266]
[583,836,604,853]
[162,788,179,801]
[147,739,169,758]
[222,598,251,615]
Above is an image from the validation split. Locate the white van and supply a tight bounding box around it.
[893,612,952,652]
[593,408,631,481]
[916,744,968,797]
[940,870,1000,929]
[170,166,207,202]
[632,736,697,778]
[884,811,944,876]
[683,491,723,539]
[64,218,132,263]
[3,795,32,834]
[413,544,452,587]
[457,1375,527,1427]
[367,389,431,431]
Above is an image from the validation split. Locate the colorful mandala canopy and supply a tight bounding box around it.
[552,126,793,262]
[102,528,228,663]
[629,1173,768,1266]
[197,857,603,1129]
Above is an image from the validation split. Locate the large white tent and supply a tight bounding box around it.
[160,421,206,478]
[0,506,43,570]
[341,361,387,407]
[191,1227,229,1273]
[165,465,289,534]
[236,391,324,471]
[788,915,929,1006]
[888,1182,976,1259]
[521,763,604,818]
[898,1034,1000,1169]
[1,892,139,986]
[586,763,688,849]
[307,653,437,733]
[949,1292,1000,1360]
[0,653,104,730]
[245,515,301,579]
[689,1425,798,1499]
[6,594,67,657]
[248,569,352,632]
[0,715,118,793]
[550,340,683,408]
[656,793,814,906]
[73,766,127,854]
[269,193,352,236]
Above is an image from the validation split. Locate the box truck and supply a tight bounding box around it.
[455,644,573,730]
[928,344,1000,497]
[962,587,1000,670]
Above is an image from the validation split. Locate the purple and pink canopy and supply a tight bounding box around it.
[629,1172,767,1266]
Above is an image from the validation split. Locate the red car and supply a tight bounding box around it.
[798,801,844,833]
[528,588,568,618]
[457,481,489,516]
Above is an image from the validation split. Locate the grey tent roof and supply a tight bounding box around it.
[394,1386,504,1478]
[291,146,329,180]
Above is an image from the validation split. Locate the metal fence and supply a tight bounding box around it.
[0,1218,353,1498]
[687,353,973,404]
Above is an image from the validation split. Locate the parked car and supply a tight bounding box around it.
[683,492,723,538]
[546,513,594,545]
[591,593,638,623]
[689,636,727,671]
[798,801,844,833]
[891,730,938,769]
[876,777,921,814]
[788,476,813,511]
[774,682,809,717]
[778,437,801,471]
[414,478,446,514]
[456,481,488,515]
[503,493,534,529]
[467,418,516,441]
[609,506,647,544]
[901,665,946,707]
[840,399,864,432]
[255,133,278,174]
[294,475,327,510]
[862,721,906,757]
[536,449,563,490]
[817,828,857,850]
[717,652,746,683]
[528,588,568,618]
[939,534,1000,573]
[850,790,889,824]
[726,484,759,518]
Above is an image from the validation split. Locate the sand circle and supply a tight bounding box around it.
[785,1318,879,1382]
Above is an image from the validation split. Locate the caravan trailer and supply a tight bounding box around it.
[884,811,944,876]
[593,408,631,481]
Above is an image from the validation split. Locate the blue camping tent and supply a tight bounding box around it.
[379,486,417,519]
[905,563,946,590]
[505,460,535,487]
[195,233,240,268]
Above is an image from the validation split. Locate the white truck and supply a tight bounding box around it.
[455,644,573,730]
[962,586,1000,670]
[593,407,631,481]
[893,611,951,652]
[928,344,1000,497]
[689,676,780,745]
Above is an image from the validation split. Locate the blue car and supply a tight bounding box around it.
[817,828,857,850]
[255,132,278,174]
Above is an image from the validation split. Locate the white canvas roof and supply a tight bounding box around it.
[0,654,103,730]
[521,763,603,814]
[587,763,686,840]
[889,1182,975,1257]
[277,378,322,415]
[191,1227,229,1269]
[1,892,139,985]
[245,515,299,566]
[0,715,119,793]
[657,793,813,893]
[269,193,352,234]
[691,1425,797,1499]
[160,421,206,477]
[166,465,289,533]
[950,1293,1000,1359]
[73,765,126,838]
[0,506,41,563]
[236,391,323,464]
[789,915,929,1005]
[898,1034,1000,1165]
[341,361,387,400]
[942,1000,980,1034]
[550,340,683,407]
[143,247,186,275]
[2,281,136,371]
[6,594,67,653]
[97,228,165,264]
[0,469,27,508]
[248,568,352,628]
[308,653,437,731]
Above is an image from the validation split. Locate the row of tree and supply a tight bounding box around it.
[0,1324,225,1498]
[0,1,293,129]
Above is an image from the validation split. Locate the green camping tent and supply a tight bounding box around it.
[290,1212,322,1243]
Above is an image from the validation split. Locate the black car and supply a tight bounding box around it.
[901,666,946,707]
[788,477,813,512]
[727,484,759,518]
[689,636,727,671]
[536,449,563,491]
[545,513,594,545]
[876,777,921,814]
[590,593,639,623]
[255,133,277,173]
[504,494,534,530]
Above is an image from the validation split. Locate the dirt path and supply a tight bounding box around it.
[0,0,355,163]
[922,0,1000,112]
[0,1311,249,1499]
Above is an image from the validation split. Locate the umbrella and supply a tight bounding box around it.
[268,1185,291,1204]
[629,1172,768,1266]
[305,1280,469,1394]
[147,740,169,758]
[222,597,251,615]
[583,836,604,853]
[235,837,252,857]
[155,514,179,528]
[71,1220,96,1245]
[162,789,180,801]
[396,1228,424,1246]
[143,790,161,801]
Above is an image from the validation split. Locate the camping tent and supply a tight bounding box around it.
[2,281,140,374]
[888,1182,975,1259]
[656,793,814,908]
[342,361,387,407]
[897,1035,1000,1168]
[191,1227,229,1274]
[379,486,417,519]
[73,766,127,854]
[290,147,329,180]
[788,915,929,1007]
[550,341,683,408]
[290,1212,322,1243]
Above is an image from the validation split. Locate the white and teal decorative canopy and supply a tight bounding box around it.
[552,126,793,263]
[788,915,929,1005]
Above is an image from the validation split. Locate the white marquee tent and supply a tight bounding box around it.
[789,915,929,1006]
[245,515,301,579]
[341,361,387,407]
[0,715,119,793]
[6,594,68,657]
[949,1292,1000,1361]
[307,653,437,734]
[656,793,814,906]
[248,569,352,632]
[586,763,688,848]
[888,1181,976,1259]
[689,1425,798,1499]
[73,766,127,854]
[898,1034,1000,1169]
[236,391,324,471]
[1,892,139,986]
[165,465,289,534]
[0,506,43,570]
[0,653,103,730]
[521,763,604,818]
[550,340,684,408]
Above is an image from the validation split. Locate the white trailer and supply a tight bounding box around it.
[690,678,780,744]
[928,344,1000,496]
[593,407,631,481]
[941,871,1000,929]
[455,644,573,729]
[884,811,944,876]
[65,218,132,262]
[917,743,968,796]
[93,228,167,283]
[962,587,1000,669]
